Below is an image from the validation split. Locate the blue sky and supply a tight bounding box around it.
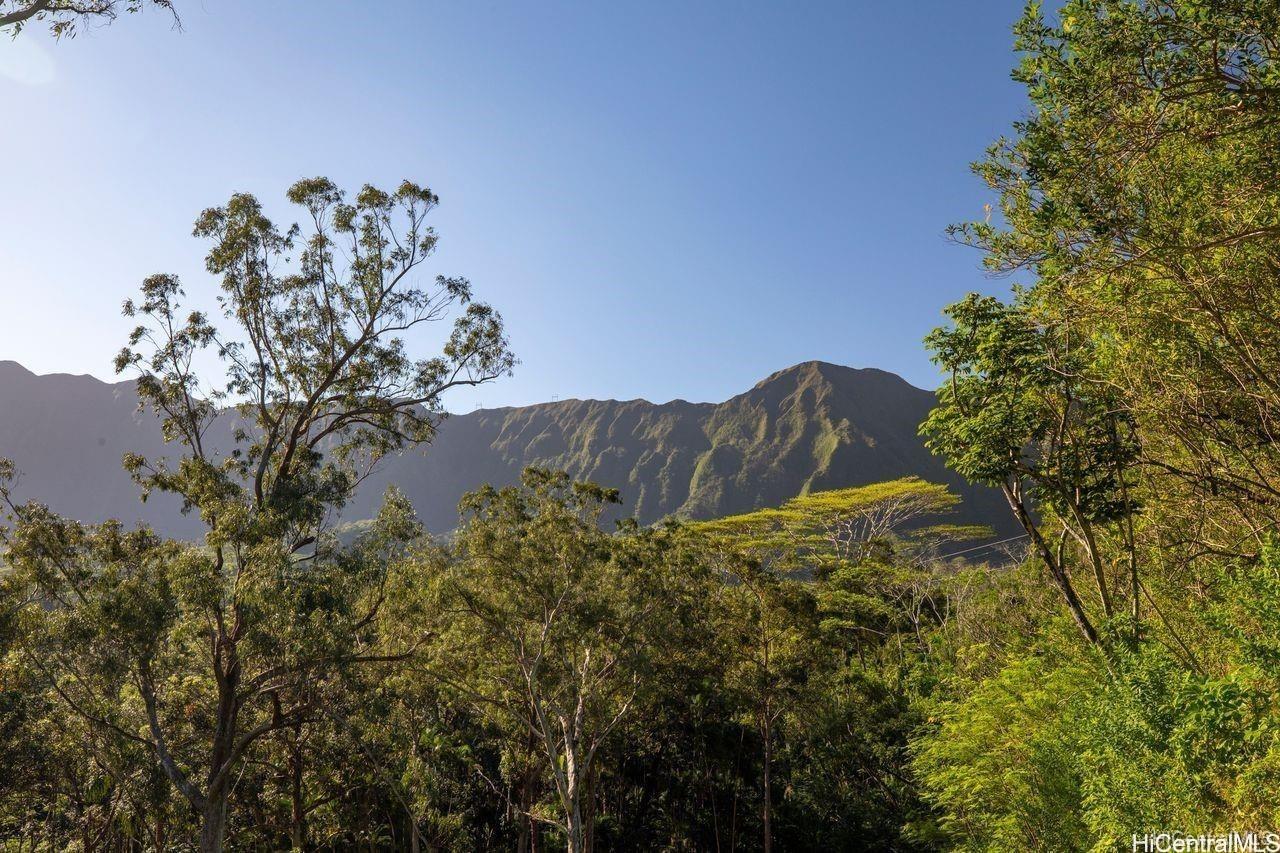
[1,0,1030,409]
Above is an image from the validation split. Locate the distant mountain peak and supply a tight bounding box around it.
[0,360,36,379]
[0,359,1013,538]
[751,360,924,393]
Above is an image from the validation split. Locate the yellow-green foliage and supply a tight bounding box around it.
[912,653,1095,851]
[694,476,985,567]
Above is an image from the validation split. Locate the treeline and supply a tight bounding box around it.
[1,441,991,850]
[0,175,986,850]
[7,0,1280,849]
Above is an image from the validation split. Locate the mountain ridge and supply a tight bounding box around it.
[0,359,930,408]
[0,360,1014,538]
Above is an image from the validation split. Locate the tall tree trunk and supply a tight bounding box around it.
[1002,482,1100,645]
[761,713,773,853]
[1109,415,1141,630]
[1068,504,1114,618]
[565,754,585,853]
[584,763,596,853]
[517,771,531,853]
[288,724,307,851]
[729,727,743,853]
[547,697,588,853]
[201,638,240,853]
[199,798,228,853]
[518,730,536,853]
[568,802,586,853]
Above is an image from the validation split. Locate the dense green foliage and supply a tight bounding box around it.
[7,1,1280,849]
[2,450,983,849]
[911,0,1280,848]
[0,173,988,850]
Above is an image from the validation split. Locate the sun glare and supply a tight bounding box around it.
[0,36,55,85]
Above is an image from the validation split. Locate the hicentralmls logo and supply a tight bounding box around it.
[1133,834,1280,853]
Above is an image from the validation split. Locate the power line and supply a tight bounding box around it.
[920,533,1029,565]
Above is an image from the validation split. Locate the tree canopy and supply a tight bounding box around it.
[1,0,176,38]
[9,1,1280,849]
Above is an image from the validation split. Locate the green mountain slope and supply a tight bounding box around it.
[347,361,1014,535]
[0,360,1014,537]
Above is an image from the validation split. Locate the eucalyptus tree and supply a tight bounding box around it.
[0,0,175,37]
[695,513,817,853]
[421,468,712,853]
[1,176,512,852]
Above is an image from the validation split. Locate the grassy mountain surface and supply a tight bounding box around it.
[0,359,1014,538]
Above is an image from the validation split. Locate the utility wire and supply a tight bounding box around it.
[919,533,1029,565]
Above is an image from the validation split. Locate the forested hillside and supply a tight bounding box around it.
[4,1,1280,851]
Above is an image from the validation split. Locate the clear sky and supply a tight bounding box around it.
[1,0,1030,409]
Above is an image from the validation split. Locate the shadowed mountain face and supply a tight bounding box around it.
[0,360,1014,538]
